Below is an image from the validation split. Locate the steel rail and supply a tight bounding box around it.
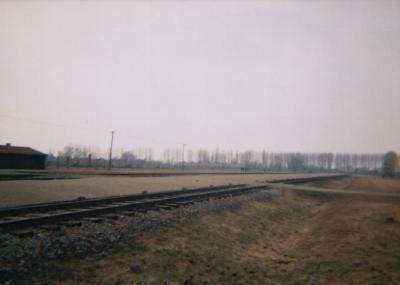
[270,174,348,184]
[0,184,268,231]
[0,175,345,232]
[0,175,344,218]
[0,183,246,218]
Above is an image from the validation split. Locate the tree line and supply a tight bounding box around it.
[45,143,392,174]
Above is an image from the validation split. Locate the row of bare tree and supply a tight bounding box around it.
[45,144,394,174]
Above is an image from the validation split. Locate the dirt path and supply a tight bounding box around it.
[266,181,400,198]
[307,175,400,193]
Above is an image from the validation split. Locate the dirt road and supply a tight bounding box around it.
[265,181,400,198]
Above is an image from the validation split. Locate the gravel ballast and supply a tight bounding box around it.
[0,189,281,283]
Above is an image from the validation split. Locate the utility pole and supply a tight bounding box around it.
[108,131,114,170]
[182,143,186,171]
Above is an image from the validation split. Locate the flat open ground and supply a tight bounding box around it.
[49,176,400,285]
[0,172,331,207]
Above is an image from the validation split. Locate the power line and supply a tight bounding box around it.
[0,114,109,132]
[1,114,188,147]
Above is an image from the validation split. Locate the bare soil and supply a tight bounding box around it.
[0,173,329,207]
[45,176,400,285]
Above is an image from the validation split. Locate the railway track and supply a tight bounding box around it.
[0,175,346,233]
[0,183,266,232]
[269,174,348,185]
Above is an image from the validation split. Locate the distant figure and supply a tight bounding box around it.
[383,151,398,177]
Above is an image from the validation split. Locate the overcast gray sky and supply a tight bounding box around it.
[1,1,399,156]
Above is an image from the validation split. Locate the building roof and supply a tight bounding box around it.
[0,145,46,156]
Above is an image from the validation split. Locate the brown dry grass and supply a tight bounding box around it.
[49,177,400,285]
[0,173,328,207]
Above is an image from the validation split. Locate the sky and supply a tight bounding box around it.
[1,1,400,156]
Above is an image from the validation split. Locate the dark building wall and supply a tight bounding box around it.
[0,154,46,169]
